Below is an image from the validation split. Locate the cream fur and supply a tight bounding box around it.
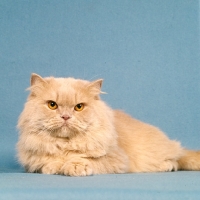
[17,73,200,176]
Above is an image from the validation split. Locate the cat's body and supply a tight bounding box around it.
[17,74,200,176]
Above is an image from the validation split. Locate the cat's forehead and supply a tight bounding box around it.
[52,77,89,90]
[47,78,90,105]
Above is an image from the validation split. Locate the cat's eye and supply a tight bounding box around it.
[48,101,58,110]
[74,103,84,112]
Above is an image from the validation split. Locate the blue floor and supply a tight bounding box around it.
[1,170,200,200]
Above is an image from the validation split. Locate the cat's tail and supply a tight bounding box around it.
[178,149,200,171]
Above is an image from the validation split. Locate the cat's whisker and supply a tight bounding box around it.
[88,74,102,82]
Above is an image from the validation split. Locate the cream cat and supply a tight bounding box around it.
[17,73,200,176]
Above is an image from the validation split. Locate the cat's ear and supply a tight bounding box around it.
[31,73,46,86]
[28,73,48,97]
[90,79,103,91]
[88,79,105,99]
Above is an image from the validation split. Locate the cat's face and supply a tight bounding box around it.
[22,74,103,138]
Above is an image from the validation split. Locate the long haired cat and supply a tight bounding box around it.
[17,73,200,176]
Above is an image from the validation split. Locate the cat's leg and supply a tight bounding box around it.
[23,152,65,175]
[158,159,178,172]
[41,158,65,175]
[62,148,129,176]
[90,149,129,174]
[62,156,93,176]
[65,137,107,158]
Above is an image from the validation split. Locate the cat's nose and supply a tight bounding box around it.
[61,115,70,121]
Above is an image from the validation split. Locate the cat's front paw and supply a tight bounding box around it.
[62,158,93,176]
[41,161,63,175]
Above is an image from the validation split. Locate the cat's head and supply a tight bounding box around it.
[18,73,107,138]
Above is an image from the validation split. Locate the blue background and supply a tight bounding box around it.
[0,1,200,199]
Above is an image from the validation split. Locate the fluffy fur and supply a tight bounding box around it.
[17,73,200,176]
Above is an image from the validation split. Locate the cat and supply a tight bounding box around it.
[17,73,200,176]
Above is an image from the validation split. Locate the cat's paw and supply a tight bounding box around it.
[62,158,93,176]
[159,160,178,172]
[41,161,62,175]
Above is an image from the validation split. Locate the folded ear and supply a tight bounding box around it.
[31,73,46,86]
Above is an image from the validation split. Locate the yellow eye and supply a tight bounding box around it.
[74,103,84,112]
[48,101,58,110]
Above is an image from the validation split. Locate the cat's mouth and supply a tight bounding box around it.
[45,120,72,138]
[61,121,71,129]
[49,119,85,138]
[61,122,67,126]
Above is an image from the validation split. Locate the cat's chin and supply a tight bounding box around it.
[50,127,73,138]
